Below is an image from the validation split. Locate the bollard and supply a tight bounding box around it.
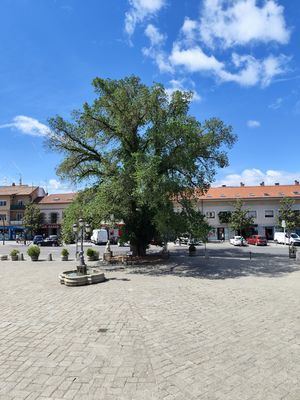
[249,251,252,260]
[19,253,24,261]
[47,253,53,261]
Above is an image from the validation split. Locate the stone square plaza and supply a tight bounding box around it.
[0,243,300,400]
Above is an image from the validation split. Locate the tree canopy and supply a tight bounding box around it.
[47,76,236,255]
[277,198,300,233]
[23,204,42,236]
[229,200,254,235]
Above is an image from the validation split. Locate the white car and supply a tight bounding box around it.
[230,236,246,246]
[274,232,300,246]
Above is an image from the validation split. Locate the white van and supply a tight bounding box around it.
[91,229,108,245]
[274,232,300,246]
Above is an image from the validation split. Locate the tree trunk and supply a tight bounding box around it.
[131,242,147,257]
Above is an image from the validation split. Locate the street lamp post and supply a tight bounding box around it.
[73,219,91,275]
[0,217,5,245]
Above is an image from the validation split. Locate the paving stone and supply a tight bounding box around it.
[0,256,299,399]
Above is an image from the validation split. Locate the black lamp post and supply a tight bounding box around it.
[0,217,5,245]
[73,219,91,275]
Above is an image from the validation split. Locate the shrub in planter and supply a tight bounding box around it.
[10,249,20,261]
[86,248,96,261]
[93,250,99,261]
[61,248,69,261]
[27,245,40,261]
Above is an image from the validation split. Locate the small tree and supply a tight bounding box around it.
[277,198,300,234]
[218,211,232,224]
[229,200,254,236]
[23,204,42,238]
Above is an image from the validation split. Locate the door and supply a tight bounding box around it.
[265,227,274,240]
[217,227,225,241]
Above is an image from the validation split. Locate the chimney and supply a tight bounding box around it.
[260,182,265,186]
[295,180,299,185]
[275,182,280,186]
[240,182,245,187]
[12,182,16,186]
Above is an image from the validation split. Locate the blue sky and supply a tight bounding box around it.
[0,0,299,193]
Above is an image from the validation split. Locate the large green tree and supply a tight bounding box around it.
[277,198,300,233]
[229,200,254,235]
[47,76,236,255]
[23,203,42,237]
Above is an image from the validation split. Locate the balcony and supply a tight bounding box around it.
[10,204,25,210]
[10,221,23,226]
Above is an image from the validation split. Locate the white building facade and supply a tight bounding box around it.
[184,182,300,241]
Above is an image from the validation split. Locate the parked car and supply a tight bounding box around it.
[274,232,300,246]
[33,235,44,245]
[246,235,267,246]
[42,235,59,246]
[230,236,246,246]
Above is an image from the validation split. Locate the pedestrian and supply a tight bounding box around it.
[221,232,225,243]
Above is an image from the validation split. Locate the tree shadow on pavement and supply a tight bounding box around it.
[127,247,300,280]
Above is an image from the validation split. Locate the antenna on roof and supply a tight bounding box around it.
[19,174,22,186]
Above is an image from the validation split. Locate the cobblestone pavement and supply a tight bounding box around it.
[0,253,300,399]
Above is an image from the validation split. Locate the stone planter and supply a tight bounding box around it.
[30,255,39,262]
[61,256,68,261]
[11,255,18,261]
[87,256,95,262]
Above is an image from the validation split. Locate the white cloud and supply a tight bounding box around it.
[200,0,290,49]
[45,179,75,194]
[216,168,300,187]
[168,47,288,87]
[247,120,261,128]
[180,17,198,44]
[217,53,289,87]
[125,0,166,37]
[269,97,284,110]
[165,79,201,102]
[140,0,291,88]
[0,115,50,137]
[169,44,224,73]
[143,24,173,72]
[144,23,165,46]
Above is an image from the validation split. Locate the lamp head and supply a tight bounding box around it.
[85,223,91,233]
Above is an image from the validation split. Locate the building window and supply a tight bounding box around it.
[247,211,257,219]
[16,213,23,221]
[50,213,58,223]
[206,211,215,219]
[265,210,274,218]
[0,215,7,221]
[17,200,24,206]
[0,200,7,206]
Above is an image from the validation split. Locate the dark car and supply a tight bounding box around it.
[33,235,44,245]
[246,235,267,246]
[42,235,59,246]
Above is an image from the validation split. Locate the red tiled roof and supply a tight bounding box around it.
[37,193,77,204]
[0,185,38,196]
[196,185,300,200]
